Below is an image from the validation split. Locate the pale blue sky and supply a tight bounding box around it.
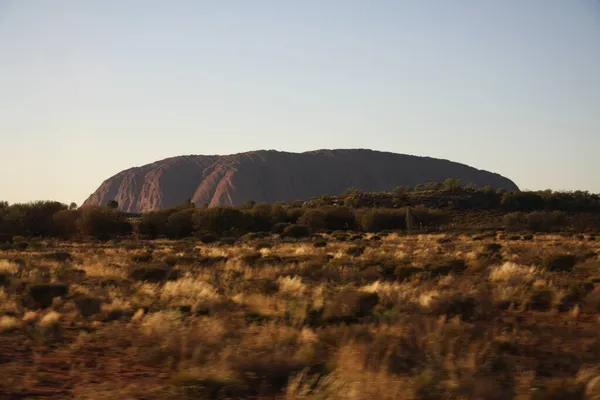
[1,1,599,205]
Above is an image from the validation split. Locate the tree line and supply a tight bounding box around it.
[1,181,599,244]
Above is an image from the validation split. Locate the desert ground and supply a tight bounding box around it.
[2,231,600,399]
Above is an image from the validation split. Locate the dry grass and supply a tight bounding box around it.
[1,233,600,399]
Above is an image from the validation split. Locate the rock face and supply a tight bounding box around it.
[83,149,519,212]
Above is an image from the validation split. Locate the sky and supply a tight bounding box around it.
[1,1,599,205]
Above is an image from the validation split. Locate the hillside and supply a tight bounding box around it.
[83,149,519,212]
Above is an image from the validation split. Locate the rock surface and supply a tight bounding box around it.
[83,149,519,212]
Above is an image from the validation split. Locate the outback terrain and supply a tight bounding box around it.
[2,187,600,399]
[2,232,600,399]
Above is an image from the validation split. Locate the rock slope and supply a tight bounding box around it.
[83,149,519,212]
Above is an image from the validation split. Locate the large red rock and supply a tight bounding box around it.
[83,149,518,212]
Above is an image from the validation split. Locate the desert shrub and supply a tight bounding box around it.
[196,256,228,266]
[413,207,448,228]
[248,203,275,231]
[361,209,405,232]
[393,185,412,196]
[285,208,306,223]
[28,283,69,309]
[485,243,502,253]
[162,209,195,239]
[395,266,422,281]
[129,265,181,282]
[582,288,600,313]
[219,237,237,246]
[13,241,29,251]
[526,211,567,232]
[544,254,577,272]
[52,210,80,238]
[298,209,327,231]
[130,252,153,263]
[74,296,102,317]
[43,252,73,263]
[198,234,218,244]
[322,290,379,323]
[271,222,289,234]
[241,252,263,266]
[501,192,544,212]
[138,209,175,238]
[527,288,554,311]
[427,293,478,321]
[345,244,366,257]
[504,212,527,231]
[3,201,67,237]
[281,224,311,238]
[424,258,467,277]
[193,207,250,235]
[322,206,356,230]
[557,282,594,312]
[313,240,327,248]
[76,206,133,240]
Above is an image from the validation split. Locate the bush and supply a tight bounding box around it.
[28,283,69,308]
[345,244,366,257]
[248,203,275,232]
[271,222,289,234]
[322,291,379,323]
[526,211,567,232]
[411,206,448,229]
[424,258,467,277]
[285,208,305,223]
[52,210,80,239]
[166,209,195,239]
[395,266,421,281]
[281,224,311,238]
[298,209,327,231]
[322,206,356,230]
[313,240,327,248]
[504,212,527,231]
[361,209,405,232]
[193,207,250,235]
[129,265,181,282]
[198,234,218,244]
[528,288,554,311]
[138,209,174,238]
[74,296,102,317]
[76,206,133,240]
[501,192,544,212]
[544,254,577,272]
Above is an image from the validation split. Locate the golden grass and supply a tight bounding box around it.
[1,233,600,399]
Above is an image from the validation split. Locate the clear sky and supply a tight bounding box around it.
[1,1,599,205]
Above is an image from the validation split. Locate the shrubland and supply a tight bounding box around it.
[1,185,600,398]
